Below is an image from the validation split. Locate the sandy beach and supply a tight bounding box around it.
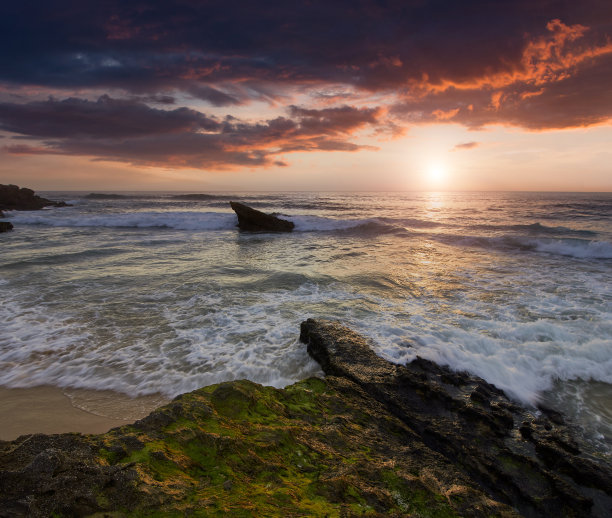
[0,386,168,441]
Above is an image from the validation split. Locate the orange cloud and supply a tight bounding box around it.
[393,20,612,130]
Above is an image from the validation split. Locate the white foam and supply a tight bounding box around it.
[378,318,612,406]
[9,211,238,231]
[531,238,612,259]
[0,283,329,398]
[290,214,381,231]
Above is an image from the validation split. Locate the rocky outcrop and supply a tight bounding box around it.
[230,201,294,232]
[301,319,612,518]
[0,184,68,211]
[0,320,610,517]
[0,221,13,232]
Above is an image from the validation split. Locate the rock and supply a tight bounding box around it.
[229,201,294,232]
[300,318,612,518]
[0,184,69,211]
[0,221,13,232]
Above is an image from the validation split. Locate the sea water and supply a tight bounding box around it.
[1,191,610,454]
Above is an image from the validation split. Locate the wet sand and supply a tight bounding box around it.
[0,386,168,441]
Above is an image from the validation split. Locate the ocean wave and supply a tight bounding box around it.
[84,193,157,200]
[471,222,597,237]
[9,211,238,231]
[379,317,612,407]
[440,234,612,259]
[290,215,408,235]
[531,238,612,258]
[10,210,410,236]
[168,193,230,201]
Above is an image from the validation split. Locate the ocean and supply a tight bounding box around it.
[1,191,611,454]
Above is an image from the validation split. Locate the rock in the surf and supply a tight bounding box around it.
[229,201,294,232]
[0,221,13,232]
[300,318,612,518]
[0,184,69,211]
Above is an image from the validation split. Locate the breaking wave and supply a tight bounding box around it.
[438,234,612,259]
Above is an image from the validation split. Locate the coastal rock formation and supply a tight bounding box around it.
[230,201,294,232]
[0,320,610,517]
[301,319,612,517]
[0,184,68,211]
[0,221,14,232]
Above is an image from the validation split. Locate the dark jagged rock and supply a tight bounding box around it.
[0,221,13,232]
[230,201,294,232]
[1,320,610,517]
[0,184,68,211]
[300,318,612,518]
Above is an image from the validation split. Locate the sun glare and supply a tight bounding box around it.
[426,163,447,185]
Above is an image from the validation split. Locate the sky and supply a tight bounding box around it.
[1,0,611,192]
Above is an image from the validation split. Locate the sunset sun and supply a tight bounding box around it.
[425,162,448,185]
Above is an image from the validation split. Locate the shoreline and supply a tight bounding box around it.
[1,319,610,517]
[0,386,168,440]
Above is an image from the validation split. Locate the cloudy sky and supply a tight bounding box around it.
[1,0,611,191]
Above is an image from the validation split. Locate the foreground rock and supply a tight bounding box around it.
[230,201,294,232]
[0,221,14,232]
[0,321,610,517]
[0,184,68,211]
[301,319,612,517]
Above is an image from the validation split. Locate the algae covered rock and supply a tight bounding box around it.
[0,378,511,517]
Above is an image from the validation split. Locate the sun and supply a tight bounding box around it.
[426,162,447,184]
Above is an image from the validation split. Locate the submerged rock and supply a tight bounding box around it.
[0,221,13,232]
[230,201,294,232]
[0,320,610,517]
[0,184,68,211]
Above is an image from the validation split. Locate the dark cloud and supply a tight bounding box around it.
[452,142,479,151]
[187,85,242,106]
[1,97,381,168]
[138,95,176,105]
[0,0,610,171]
[0,95,219,138]
[288,106,381,135]
[1,1,610,95]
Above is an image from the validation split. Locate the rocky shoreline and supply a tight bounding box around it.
[0,184,70,233]
[0,184,68,212]
[1,320,610,517]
